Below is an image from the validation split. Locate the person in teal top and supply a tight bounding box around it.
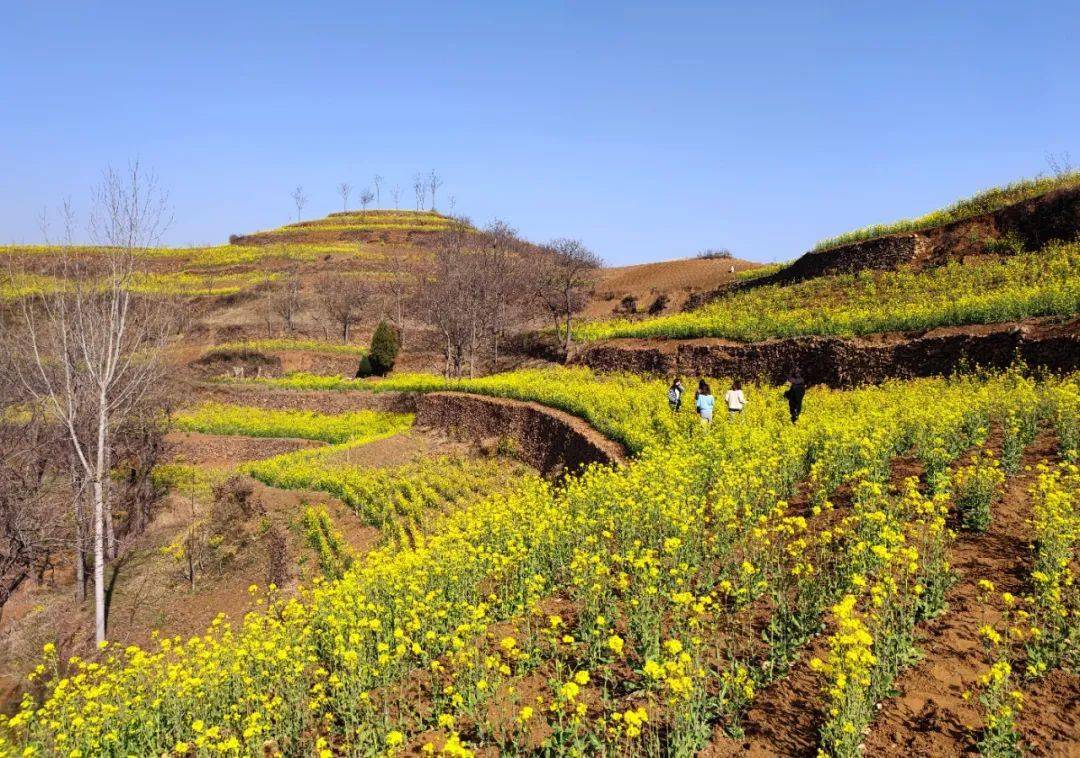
[695,379,715,424]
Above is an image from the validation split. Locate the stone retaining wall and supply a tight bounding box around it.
[414,392,627,476]
[575,319,1080,387]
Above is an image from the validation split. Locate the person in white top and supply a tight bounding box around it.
[724,380,746,421]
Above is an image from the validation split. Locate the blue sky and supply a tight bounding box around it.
[2,1,1077,264]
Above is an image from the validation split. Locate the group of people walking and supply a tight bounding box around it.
[667,371,805,425]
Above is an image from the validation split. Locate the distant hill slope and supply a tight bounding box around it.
[585,256,761,319]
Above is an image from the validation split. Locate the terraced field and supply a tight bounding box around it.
[2,366,1076,756]
[577,240,1080,343]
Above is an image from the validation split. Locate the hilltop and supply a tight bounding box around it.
[228,209,462,247]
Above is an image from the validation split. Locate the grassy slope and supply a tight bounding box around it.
[813,171,1080,251]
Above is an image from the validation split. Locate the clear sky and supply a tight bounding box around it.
[2,1,1077,264]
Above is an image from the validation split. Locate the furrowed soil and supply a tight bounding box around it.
[703,430,1079,757]
[864,430,1079,757]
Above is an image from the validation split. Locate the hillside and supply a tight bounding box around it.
[3,367,1078,756]
[575,175,1080,384]
[1,210,486,376]
[731,172,1080,290]
[2,177,1079,757]
[584,255,761,319]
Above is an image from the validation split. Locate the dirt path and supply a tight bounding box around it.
[165,430,323,467]
[864,431,1078,757]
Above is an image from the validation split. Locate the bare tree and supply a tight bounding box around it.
[481,220,528,371]
[533,238,601,355]
[261,279,275,338]
[413,173,427,211]
[13,163,172,644]
[392,185,402,210]
[317,273,372,342]
[359,189,375,211]
[337,182,352,212]
[290,185,308,221]
[0,390,68,615]
[414,218,489,377]
[428,170,444,211]
[373,175,383,207]
[271,272,304,332]
[381,254,416,347]
[1046,151,1074,177]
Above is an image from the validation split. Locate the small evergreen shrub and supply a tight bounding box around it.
[369,320,400,376]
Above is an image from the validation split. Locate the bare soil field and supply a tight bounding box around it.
[585,256,760,319]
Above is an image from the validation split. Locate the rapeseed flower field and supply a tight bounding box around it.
[576,241,1080,342]
[2,369,1077,756]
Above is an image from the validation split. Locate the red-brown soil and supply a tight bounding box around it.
[864,431,1078,757]
[585,256,760,319]
[195,383,415,414]
[574,317,1080,387]
[703,432,1079,757]
[318,429,473,468]
[165,430,323,467]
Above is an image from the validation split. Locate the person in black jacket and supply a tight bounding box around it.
[784,370,806,423]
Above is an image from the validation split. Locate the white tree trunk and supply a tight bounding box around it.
[93,397,108,644]
[92,476,106,644]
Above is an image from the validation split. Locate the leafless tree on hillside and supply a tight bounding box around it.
[12,163,173,644]
[481,220,528,371]
[271,272,304,332]
[373,175,383,207]
[391,185,402,210]
[317,273,372,342]
[533,238,601,355]
[290,185,308,221]
[0,388,69,616]
[112,400,171,540]
[428,170,444,211]
[359,189,375,211]
[381,253,416,347]
[1046,151,1074,177]
[413,218,482,377]
[337,182,352,212]
[413,173,427,211]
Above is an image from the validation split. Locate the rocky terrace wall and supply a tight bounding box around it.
[414,391,627,476]
[575,319,1080,388]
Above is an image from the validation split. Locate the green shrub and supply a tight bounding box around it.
[354,355,375,378]
[368,320,400,376]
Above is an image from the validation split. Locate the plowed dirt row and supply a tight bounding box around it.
[865,431,1078,757]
